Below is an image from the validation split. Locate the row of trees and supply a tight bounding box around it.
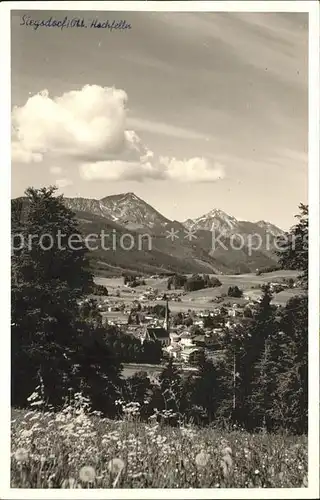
[168,273,222,292]
[11,189,308,433]
[106,327,162,364]
[123,357,231,425]
[123,274,146,287]
[221,285,307,433]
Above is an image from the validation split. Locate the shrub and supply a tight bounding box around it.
[227,286,243,298]
[167,274,187,290]
[91,284,108,296]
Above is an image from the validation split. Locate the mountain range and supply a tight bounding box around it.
[63,192,284,234]
[60,192,284,276]
[12,191,284,276]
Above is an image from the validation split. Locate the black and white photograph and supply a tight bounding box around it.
[2,0,319,497]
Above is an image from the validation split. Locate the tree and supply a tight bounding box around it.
[71,322,122,417]
[189,325,202,336]
[151,360,184,420]
[243,307,253,319]
[276,203,308,288]
[91,283,108,296]
[12,188,93,295]
[203,315,214,328]
[225,285,277,428]
[123,273,137,285]
[287,278,295,289]
[12,187,90,406]
[141,340,163,364]
[189,349,206,366]
[184,275,205,292]
[11,187,122,412]
[172,312,183,326]
[189,356,232,424]
[183,316,193,327]
[227,286,243,298]
[78,299,103,328]
[151,304,168,319]
[220,306,228,317]
[205,276,222,288]
[266,295,308,433]
[167,274,187,290]
[124,371,152,419]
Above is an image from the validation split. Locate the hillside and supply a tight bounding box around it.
[75,210,226,276]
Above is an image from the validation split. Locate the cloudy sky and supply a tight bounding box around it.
[11,10,308,229]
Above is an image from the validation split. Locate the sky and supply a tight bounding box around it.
[11,10,308,230]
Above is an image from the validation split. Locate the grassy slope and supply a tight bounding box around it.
[11,408,307,488]
[94,271,302,313]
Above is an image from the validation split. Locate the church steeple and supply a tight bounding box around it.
[163,299,169,332]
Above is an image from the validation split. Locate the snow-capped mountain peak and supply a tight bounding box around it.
[184,207,239,233]
[183,208,284,238]
[99,192,171,229]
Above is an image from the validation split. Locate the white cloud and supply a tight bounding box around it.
[79,157,224,183]
[80,160,163,182]
[12,84,225,184]
[55,178,73,188]
[12,85,129,160]
[159,157,225,182]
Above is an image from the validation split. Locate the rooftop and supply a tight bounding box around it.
[147,327,169,339]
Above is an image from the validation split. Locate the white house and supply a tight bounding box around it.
[181,346,202,363]
[166,342,182,359]
[179,332,194,347]
[194,319,204,327]
[170,332,180,344]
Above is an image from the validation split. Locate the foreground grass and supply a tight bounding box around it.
[11,404,307,489]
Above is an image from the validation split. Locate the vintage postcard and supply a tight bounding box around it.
[0,1,319,498]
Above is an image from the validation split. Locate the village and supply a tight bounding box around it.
[79,272,298,372]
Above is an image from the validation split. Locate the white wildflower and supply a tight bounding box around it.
[79,465,96,483]
[14,447,29,462]
[195,450,210,468]
[108,457,125,475]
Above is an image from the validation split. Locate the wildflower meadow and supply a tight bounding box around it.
[11,391,308,489]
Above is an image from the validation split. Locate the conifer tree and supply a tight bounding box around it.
[277,203,308,288]
[224,284,277,428]
[11,186,121,411]
[268,295,308,433]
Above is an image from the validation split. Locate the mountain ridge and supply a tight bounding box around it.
[64,192,171,231]
[63,192,284,236]
[12,192,283,276]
